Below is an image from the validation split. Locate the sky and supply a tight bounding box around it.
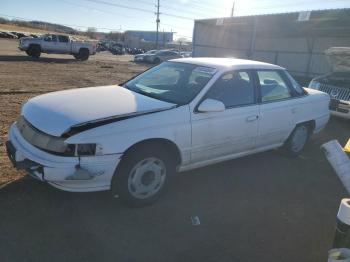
[1,0,350,40]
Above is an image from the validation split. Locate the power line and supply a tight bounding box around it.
[82,0,155,14]
[125,0,227,15]
[127,0,221,18]
[0,13,123,31]
[60,0,155,25]
[81,0,195,21]
[155,0,160,49]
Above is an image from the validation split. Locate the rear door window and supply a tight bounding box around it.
[51,35,58,42]
[284,71,306,96]
[58,35,69,43]
[257,70,292,102]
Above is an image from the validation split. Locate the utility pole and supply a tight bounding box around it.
[155,0,160,50]
[231,1,235,17]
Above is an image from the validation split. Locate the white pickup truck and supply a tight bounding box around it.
[19,34,97,60]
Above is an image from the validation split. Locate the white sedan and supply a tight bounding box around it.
[6,58,330,206]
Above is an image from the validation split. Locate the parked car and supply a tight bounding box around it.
[11,31,28,39]
[18,34,97,60]
[109,43,125,55]
[309,47,350,119]
[181,51,192,58]
[6,58,330,207]
[134,49,157,62]
[0,31,18,39]
[144,50,182,63]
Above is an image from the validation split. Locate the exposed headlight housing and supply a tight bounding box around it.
[309,80,321,90]
[76,143,103,156]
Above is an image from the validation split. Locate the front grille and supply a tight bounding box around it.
[16,116,75,156]
[319,83,350,101]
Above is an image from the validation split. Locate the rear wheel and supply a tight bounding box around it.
[111,144,175,207]
[78,49,89,61]
[283,124,310,157]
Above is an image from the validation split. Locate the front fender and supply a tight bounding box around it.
[65,106,192,164]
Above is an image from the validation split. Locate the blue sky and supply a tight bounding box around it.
[1,0,350,40]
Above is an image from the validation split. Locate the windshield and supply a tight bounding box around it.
[124,62,216,104]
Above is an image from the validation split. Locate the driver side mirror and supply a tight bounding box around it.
[197,99,225,113]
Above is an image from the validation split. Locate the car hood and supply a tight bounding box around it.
[22,85,175,137]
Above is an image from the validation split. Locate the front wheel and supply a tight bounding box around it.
[27,45,41,58]
[283,124,310,157]
[111,144,175,207]
[73,54,80,59]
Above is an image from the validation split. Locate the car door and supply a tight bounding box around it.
[41,35,58,52]
[56,35,71,53]
[191,70,259,163]
[255,69,297,149]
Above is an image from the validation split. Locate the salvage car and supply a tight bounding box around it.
[309,47,350,119]
[144,50,182,64]
[18,34,97,60]
[134,50,157,62]
[6,58,330,206]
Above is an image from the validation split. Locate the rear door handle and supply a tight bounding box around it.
[246,115,259,122]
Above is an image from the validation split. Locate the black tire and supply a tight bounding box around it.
[27,45,41,58]
[282,124,310,157]
[78,48,89,61]
[73,54,80,59]
[154,57,161,64]
[111,144,176,207]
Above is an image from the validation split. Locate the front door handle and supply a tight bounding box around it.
[246,115,259,122]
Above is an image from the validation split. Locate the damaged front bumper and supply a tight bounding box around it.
[330,100,350,119]
[6,123,122,192]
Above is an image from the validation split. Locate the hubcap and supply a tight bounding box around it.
[128,157,166,199]
[291,126,308,153]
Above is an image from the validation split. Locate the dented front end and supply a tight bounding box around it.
[6,121,121,192]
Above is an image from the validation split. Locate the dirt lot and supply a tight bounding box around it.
[0,39,149,186]
[0,38,349,262]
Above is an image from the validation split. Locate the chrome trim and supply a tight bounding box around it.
[319,83,350,102]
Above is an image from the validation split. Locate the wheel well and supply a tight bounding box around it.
[79,48,89,53]
[28,44,41,50]
[123,139,182,166]
[297,120,315,133]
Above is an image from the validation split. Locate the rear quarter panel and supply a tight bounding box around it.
[294,88,330,133]
[71,42,94,54]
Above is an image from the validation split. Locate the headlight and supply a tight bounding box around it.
[309,80,321,90]
[76,143,103,156]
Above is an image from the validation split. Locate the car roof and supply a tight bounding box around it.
[171,57,285,71]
